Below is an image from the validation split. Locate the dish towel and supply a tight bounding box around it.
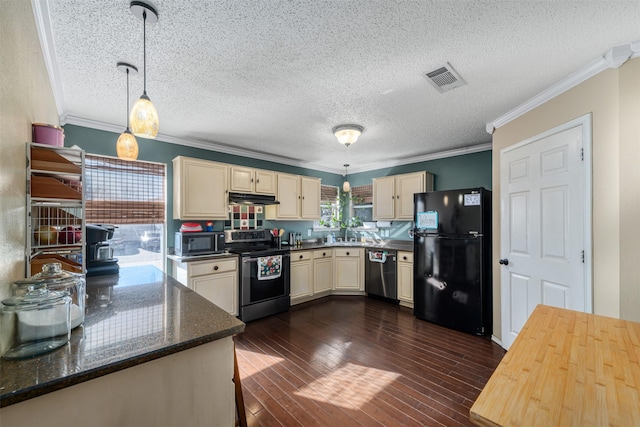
[257,255,282,280]
[369,251,387,263]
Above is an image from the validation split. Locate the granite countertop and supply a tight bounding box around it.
[290,239,414,252]
[0,265,245,408]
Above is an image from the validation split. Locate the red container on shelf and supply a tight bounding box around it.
[32,123,64,147]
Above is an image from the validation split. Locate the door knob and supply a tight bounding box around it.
[499,259,509,265]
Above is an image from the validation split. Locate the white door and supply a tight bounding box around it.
[500,115,592,350]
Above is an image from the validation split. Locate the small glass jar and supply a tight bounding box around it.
[14,262,86,329]
[1,284,71,359]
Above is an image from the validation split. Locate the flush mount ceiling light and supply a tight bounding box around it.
[116,62,139,161]
[343,164,351,192]
[129,1,159,139]
[333,124,364,147]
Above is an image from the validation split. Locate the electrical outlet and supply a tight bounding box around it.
[307,229,311,237]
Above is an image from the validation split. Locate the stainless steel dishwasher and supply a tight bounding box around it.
[365,249,398,302]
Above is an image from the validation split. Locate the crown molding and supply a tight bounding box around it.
[65,115,491,175]
[32,0,66,122]
[487,43,637,134]
[347,142,493,174]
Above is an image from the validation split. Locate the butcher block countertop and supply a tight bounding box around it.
[470,305,640,426]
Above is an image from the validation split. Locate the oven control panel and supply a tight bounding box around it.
[225,229,269,243]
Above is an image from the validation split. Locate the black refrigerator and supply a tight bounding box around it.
[413,188,491,336]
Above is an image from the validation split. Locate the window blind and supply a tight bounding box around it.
[320,185,338,203]
[85,154,166,225]
[351,184,373,204]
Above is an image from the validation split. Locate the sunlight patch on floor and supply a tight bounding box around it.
[294,363,401,409]
[235,348,285,376]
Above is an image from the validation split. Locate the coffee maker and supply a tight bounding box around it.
[86,224,119,276]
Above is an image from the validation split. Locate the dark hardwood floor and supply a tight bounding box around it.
[234,296,506,426]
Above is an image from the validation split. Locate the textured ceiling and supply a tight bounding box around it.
[38,0,640,173]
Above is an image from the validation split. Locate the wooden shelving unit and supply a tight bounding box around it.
[26,142,86,276]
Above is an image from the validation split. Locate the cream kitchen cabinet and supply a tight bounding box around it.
[173,156,229,220]
[290,250,313,303]
[171,257,238,315]
[229,166,276,195]
[373,171,434,220]
[313,249,333,294]
[333,248,364,293]
[397,251,414,308]
[266,174,321,220]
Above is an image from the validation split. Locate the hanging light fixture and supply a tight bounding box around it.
[343,164,351,192]
[116,62,139,160]
[129,1,159,139]
[333,124,364,147]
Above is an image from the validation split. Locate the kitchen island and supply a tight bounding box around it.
[0,265,245,426]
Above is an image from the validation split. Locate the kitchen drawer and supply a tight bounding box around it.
[313,249,332,259]
[291,251,312,262]
[190,258,237,276]
[334,248,360,258]
[398,251,413,263]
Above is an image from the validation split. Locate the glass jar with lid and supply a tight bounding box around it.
[13,262,86,329]
[1,283,71,359]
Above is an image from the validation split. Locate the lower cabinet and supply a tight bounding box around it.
[313,250,333,294]
[333,248,364,293]
[397,251,414,308]
[290,251,313,301]
[171,257,239,316]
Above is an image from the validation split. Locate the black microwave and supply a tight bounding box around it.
[174,231,225,256]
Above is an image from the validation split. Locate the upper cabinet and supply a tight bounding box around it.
[266,173,321,220]
[173,156,229,220]
[373,171,434,220]
[229,166,276,195]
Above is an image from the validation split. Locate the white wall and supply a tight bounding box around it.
[0,0,59,299]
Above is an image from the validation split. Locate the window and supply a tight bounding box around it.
[85,154,166,270]
[350,184,375,228]
[315,185,340,229]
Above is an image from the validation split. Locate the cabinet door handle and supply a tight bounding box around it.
[299,255,303,259]
[213,265,219,271]
[251,178,254,183]
[346,252,350,256]
[403,256,407,260]
[256,179,259,183]
[322,252,326,256]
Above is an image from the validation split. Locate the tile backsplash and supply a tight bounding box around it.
[224,205,264,230]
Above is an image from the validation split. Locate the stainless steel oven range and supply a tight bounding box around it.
[225,230,290,322]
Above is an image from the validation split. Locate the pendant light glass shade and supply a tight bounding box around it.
[130,93,158,138]
[130,1,159,139]
[342,164,351,192]
[333,124,363,147]
[116,62,139,161]
[116,130,139,160]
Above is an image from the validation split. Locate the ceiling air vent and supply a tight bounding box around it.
[423,62,466,93]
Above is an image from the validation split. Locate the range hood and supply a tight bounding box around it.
[228,192,279,205]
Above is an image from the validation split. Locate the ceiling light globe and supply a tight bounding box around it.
[343,181,351,192]
[116,130,139,160]
[333,124,363,146]
[130,94,159,139]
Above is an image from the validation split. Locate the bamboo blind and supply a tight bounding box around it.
[320,185,338,203]
[85,154,165,224]
[351,184,373,204]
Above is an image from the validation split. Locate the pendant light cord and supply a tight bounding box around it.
[125,68,130,129]
[142,10,147,95]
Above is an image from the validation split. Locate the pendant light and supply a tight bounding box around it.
[333,124,364,147]
[129,1,159,139]
[116,62,139,160]
[343,164,351,192]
